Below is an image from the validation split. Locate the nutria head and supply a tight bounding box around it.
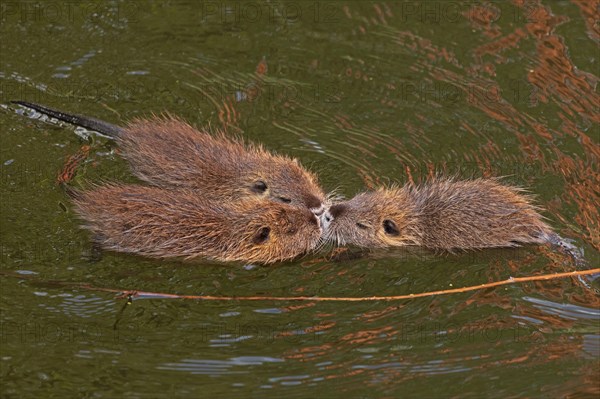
[241,157,327,215]
[320,188,422,248]
[234,198,323,263]
[121,117,328,214]
[73,184,322,264]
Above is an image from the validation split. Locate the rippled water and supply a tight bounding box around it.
[1,1,598,397]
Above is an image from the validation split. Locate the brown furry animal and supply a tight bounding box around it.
[321,178,554,250]
[72,184,322,264]
[120,117,326,212]
[13,101,327,213]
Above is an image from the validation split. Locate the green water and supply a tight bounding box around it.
[1,1,598,398]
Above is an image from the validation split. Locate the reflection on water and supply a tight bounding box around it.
[158,356,284,375]
[522,296,600,321]
[1,0,599,397]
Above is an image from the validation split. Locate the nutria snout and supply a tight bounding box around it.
[322,178,552,250]
[304,194,325,212]
[73,184,322,264]
[306,209,321,227]
[327,203,347,219]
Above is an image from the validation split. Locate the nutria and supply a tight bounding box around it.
[72,184,322,264]
[12,101,327,213]
[321,178,555,250]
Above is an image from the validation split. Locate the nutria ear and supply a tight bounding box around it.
[383,219,400,236]
[252,227,271,244]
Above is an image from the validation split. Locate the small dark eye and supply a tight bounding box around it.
[251,181,267,194]
[277,196,292,204]
[383,219,400,236]
[356,222,369,230]
[252,227,271,244]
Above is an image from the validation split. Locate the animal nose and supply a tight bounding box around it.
[323,211,332,223]
[313,214,321,228]
[305,195,322,210]
[328,203,347,219]
[307,211,320,227]
[311,205,325,217]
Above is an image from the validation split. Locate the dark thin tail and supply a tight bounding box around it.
[544,232,600,293]
[12,100,123,138]
[544,231,600,290]
[545,232,585,264]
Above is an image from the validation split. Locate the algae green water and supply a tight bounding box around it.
[1,1,599,397]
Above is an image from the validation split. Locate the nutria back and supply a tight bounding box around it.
[322,178,552,250]
[73,184,322,263]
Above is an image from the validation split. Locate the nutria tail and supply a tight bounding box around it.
[544,231,587,267]
[11,100,123,137]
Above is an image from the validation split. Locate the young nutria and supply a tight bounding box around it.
[72,184,322,264]
[13,101,327,213]
[321,178,555,250]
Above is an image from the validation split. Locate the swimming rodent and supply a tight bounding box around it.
[12,101,327,213]
[72,184,322,264]
[321,178,557,250]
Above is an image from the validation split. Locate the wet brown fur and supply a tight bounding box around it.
[72,184,322,264]
[119,116,326,210]
[323,178,553,250]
